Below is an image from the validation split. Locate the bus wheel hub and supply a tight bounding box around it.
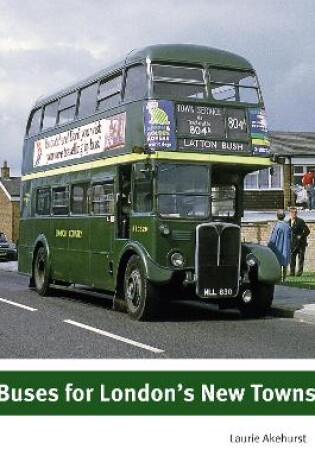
[127,270,141,305]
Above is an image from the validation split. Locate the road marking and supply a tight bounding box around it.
[0,297,38,312]
[64,319,165,354]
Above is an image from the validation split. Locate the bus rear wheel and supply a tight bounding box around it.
[124,255,158,320]
[33,246,51,296]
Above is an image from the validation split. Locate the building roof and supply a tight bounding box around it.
[0,177,21,199]
[270,131,315,156]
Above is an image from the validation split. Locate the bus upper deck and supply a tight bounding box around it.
[23,43,271,178]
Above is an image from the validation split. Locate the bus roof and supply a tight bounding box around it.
[33,44,254,108]
[126,44,253,69]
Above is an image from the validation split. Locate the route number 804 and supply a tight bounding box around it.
[227,117,246,130]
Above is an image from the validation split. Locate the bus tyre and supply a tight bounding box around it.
[124,255,158,320]
[238,283,274,318]
[33,246,51,296]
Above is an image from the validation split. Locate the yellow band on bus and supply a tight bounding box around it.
[21,152,272,181]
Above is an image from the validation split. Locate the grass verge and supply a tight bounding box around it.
[283,272,315,290]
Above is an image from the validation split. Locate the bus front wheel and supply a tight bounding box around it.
[124,255,158,320]
[33,246,51,296]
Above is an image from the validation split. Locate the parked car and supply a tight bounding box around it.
[0,232,18,261]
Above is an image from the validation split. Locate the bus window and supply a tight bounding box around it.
[71,183,89,215]
[77,82,98,119]
[133,163,152,212]
[210,69,260,103]
[51,186,69,215]
[211,185,236,217]
[97,74,122,111]
[42,101,58,130]
[124,64,146,102]
[152,64,206,100]
[36,188,51,216]
[27,108,42,136]
[157,163,210,218]
[58,92,77,125]
[89,183,114,215]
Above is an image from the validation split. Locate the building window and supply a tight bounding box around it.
[294,165,315,185]
[244,165,282,190]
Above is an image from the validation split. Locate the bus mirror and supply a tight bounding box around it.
[132,146,145,154]
[132,145,153,155]
[143,145,153,155]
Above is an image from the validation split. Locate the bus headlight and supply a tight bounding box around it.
[246,253,258,267]
[170,252,184,267]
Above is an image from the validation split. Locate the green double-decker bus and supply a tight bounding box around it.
[19,44,281,320]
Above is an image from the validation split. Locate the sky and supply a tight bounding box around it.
[0,0,314,175]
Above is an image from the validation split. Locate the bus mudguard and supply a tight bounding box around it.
[32,235,51,271]
[243,243,281,284]
[118,242,173,284]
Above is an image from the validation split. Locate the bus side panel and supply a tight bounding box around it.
[89,216,115,290]
[49,217,70,282]
[67,217,91,286]
[18,219,33,274]
[18,181,35,275]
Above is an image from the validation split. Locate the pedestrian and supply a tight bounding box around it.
[268,210,291,282]
[302,169,315,210]
[288,206,310,277]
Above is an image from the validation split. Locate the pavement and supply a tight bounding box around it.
[1,260,315,324]
[272,284,315,324]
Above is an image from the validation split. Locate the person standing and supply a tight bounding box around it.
[302,169,315,209]
[268,210,291,282]
[288,207,310,276]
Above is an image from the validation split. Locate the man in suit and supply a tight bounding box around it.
[288,207,310,277]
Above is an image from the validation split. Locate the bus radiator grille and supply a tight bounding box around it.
[196,223,241,298]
